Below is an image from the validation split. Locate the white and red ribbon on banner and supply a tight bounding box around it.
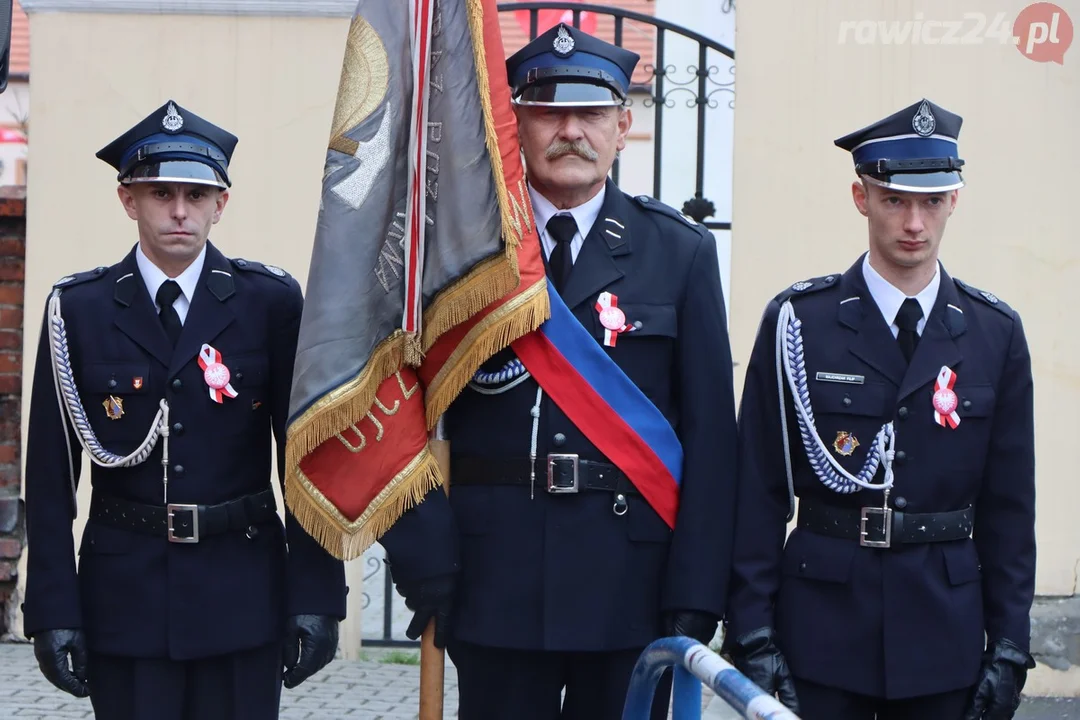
[595,292,634,347]
[401,0,436,362]
[932,365,961,429]
[198,344,238,404]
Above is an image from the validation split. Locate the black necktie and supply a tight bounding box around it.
[156,280,183,346]
[546,214,577,294]
[895,297,923,363]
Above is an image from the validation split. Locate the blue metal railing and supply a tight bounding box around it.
[622,637,802,720]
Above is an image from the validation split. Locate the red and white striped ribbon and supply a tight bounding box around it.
[932,365,961,429]
[595,292,633,347]
[198,343,238,404]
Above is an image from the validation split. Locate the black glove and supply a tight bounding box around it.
[399,573,456,649]
[962,638,1036,720]
[723,627,800,713]
[282,614,339,689]
[663,610,720,646]
[33,629,89,698]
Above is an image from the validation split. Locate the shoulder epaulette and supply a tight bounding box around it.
[954,278,1013,316]
[631,194,704,231]
[775,273,841,303]
[53,265,109,290]
[231,258,292,284]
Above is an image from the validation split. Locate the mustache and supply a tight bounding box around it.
[545,139,599,161]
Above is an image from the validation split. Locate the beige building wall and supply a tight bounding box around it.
[731,0,1079,694]
[7,3,665,653]
[13,0,1079,692]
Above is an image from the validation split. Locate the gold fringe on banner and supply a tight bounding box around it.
[286,443,443,561]
[424,277,548,429]
[466,0,528,252]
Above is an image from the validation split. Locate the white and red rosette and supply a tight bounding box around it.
[932,365,961,429]
[198,343,239,404]
[595,292,634,347]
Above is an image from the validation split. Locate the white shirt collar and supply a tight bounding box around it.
[529,182,606,264]
[861,253,940,337]
[136,242,206,324]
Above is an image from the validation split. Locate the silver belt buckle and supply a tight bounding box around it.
[167,503,200,543]
[859,506,893,548]
[546,453,580,494]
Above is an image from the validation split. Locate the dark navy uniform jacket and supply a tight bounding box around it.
[727,255,1036,699]
[430,180,739,652]
[22,242,347,660]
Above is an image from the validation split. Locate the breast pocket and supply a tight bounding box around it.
[79,362,154,443]
[216,352,270,417]
[807,381,891,470]
[953,384,995,420]
[597,303,677,399]
[810,381,891,418]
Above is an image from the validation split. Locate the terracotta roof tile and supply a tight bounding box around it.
[497,0,658,86]
[10,0,28,76]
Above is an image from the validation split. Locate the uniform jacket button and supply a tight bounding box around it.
[173,465,184,476]
[235,371,244,382]
[552,433,566,448]
[172,378,182,391]
[895,450,907,465]
[108,379,117,389]
[962,399,972,410]
[172,423,184,435]
[799,561,807,572]
[894,496,908,509]
[897,406,909,420]
[842,396,852,407]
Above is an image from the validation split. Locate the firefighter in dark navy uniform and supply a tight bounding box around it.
[724,99,1037,720]
[399,23,741,720]
[21,100,346,719]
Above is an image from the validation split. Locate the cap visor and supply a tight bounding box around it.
[862,170,964,193]
[514,82,623,107]
[123,160,229,189]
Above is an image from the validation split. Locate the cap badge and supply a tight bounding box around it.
[912,100,936,137]
[162,102,184,133]
[553,25,575,57]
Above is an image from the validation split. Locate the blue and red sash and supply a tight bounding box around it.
[512,279,683,527]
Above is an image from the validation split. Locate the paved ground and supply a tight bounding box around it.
[0,640,1075,719]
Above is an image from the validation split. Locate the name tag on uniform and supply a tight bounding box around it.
[815,372,864,385]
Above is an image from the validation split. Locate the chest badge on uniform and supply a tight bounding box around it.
[132,377,143,390]
[933,365,961,429]
[833,431,859,456]
[595,292,634,347]
[198,343,239,404]
[103,395,124,420]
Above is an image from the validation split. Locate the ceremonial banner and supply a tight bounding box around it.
[285,0,548,559]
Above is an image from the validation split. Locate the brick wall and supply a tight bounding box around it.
[0,186,25,637]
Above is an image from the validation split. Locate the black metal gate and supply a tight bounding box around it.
[362,0,736,647]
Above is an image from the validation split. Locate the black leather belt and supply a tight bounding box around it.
[798,498,973,548]
[452,455,639,496]
[89,489,278,544]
